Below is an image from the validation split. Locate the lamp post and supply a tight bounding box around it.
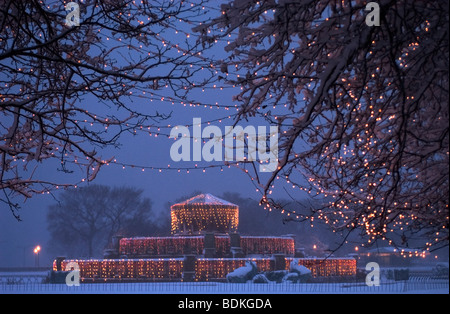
[33,245,41,267]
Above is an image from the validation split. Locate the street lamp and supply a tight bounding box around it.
[33,245,41,267]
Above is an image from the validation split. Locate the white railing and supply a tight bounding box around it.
[1,279,448,294]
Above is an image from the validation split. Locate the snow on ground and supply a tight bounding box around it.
[1,270,448,294]
[1,281,448,294]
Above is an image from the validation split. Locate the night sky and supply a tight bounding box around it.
[0,72,299,268]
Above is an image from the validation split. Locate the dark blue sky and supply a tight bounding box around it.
[0,74,300,268]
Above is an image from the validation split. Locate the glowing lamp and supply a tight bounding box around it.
[33,245,41,254]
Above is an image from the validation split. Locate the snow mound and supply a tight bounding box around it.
[226,261,258,283]
[252,274,270,284]
[289,259,312,283]
[290,259,312,275]
[282,272,299,283]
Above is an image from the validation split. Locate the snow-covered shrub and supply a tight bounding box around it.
[289,259,312,283]
[265,270,288,283]
[252,274,270,284]
[226,261,258,283]
[282,272,299,283]
[433,263,449,278]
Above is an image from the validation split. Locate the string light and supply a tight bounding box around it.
[55,256,357,282]
[170,194,239,234]
[118,235,294,257]
[57,258,184,282]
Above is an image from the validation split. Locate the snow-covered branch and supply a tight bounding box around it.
[196,0,449,251]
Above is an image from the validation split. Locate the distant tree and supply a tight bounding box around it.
[220,192,289,235]
[47,184,159,258]
[195,0,449,252]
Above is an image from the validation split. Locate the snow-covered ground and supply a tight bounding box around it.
[1,280,448,294]
[1,270,448,294]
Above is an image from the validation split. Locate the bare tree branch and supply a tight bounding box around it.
[195,0,449,252]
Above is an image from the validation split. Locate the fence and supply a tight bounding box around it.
[1,279,448,294]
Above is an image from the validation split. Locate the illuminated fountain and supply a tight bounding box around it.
[53,193,356,282]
